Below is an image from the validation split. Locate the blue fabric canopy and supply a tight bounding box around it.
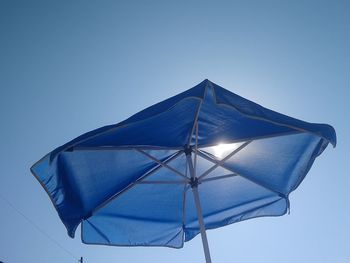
[31,79,336,250]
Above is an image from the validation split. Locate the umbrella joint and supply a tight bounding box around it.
[184,145,193,156]
[189,177,200,188]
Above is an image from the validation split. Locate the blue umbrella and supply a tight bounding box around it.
[31,79,336,262]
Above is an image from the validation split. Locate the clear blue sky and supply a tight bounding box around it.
[1,1,349,262]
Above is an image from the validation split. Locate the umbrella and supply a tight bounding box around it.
[31,79,336,262]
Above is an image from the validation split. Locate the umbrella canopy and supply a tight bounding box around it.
[31,79,336,262]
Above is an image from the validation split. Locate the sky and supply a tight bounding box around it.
[0,0,349,262]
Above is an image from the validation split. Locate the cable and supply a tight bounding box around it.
[0,193,80,262]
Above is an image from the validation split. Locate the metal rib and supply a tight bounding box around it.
[198,141,252,180]
[88,150,184,217]
[200,173,238,183]
[196,150,285,197]
[137,149,189,180]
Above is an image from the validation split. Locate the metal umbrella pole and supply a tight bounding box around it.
[186,148,212,263]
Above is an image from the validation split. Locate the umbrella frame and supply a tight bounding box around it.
[74,121,284,262]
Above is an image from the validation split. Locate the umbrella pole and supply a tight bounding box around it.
[192,186,212,263]
[187,152,212,263]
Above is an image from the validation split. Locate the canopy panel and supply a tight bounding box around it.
[82,183,185,248]
[184,177,287,242]
[31,149,178,237]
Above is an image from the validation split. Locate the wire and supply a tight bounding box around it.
[0,193,79,262]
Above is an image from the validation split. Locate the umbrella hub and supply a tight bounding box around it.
[184,145,193,156]
[190,176,199,188]
[185,146,200,188]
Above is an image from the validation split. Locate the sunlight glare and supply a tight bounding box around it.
[212,143,239,158]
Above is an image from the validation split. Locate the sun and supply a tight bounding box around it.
[212,143,239,158]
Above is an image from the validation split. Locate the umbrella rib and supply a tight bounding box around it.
[194,121,198,175]
[137,149,189,180]
[71,146,184,151]
[198,141,252,180]
[187,100,202,147]
[215,101,333,145]
[185,130,302,150]
[200,173,238,183]
[70,131,297,152]
[88,150,184,217]
[135,180,187,184]
[181,185,189,230]
[196,150,285,197]
[181,158,190,232]
[210,86,334,146]
[53,97,203,157]
[186,86,207,147]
